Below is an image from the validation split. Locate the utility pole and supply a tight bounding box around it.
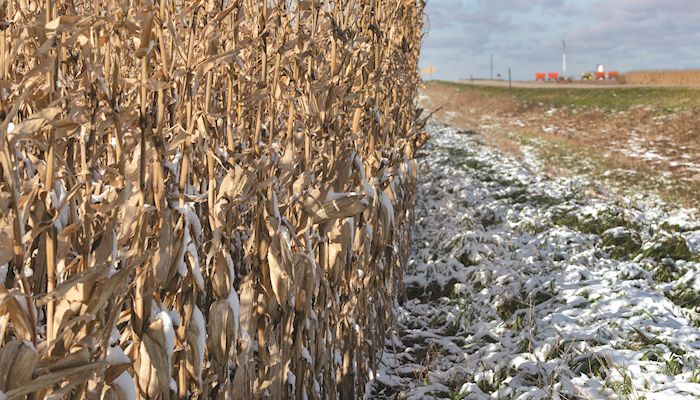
[490,53,494,80]
[562,41,567,76]
[508,67,512,94]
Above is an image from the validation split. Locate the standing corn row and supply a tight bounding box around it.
[0,0,425,398]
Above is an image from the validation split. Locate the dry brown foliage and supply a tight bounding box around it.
[0,0,426,398]
[620,70,700,85]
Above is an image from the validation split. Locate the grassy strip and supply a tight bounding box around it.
[507,133,700,209]
[436,80,700,111]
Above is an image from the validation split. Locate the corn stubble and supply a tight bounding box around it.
[0,0,426,398]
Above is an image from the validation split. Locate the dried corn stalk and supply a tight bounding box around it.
[0,0,425,398]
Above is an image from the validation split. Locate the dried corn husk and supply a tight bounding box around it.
[0,0,426,398]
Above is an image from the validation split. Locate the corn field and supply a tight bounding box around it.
[620,69,700,85]
[0,0,425,398]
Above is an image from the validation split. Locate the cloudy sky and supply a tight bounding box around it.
[420,0,700,80]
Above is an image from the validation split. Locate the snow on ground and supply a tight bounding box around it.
[372,123,700,399]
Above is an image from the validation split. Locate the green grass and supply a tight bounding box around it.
[435,80,700,111]
[551,205,631,235]
[668,287,700,310]
[600,228,643,260]
[638,232,696,263]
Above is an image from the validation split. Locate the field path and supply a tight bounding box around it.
[371,123,700,399]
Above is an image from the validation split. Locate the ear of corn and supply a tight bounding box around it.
[0,0,425,398]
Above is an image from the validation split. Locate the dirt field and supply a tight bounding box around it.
[420,81,700,209]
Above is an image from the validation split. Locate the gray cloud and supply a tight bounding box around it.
[421,0,700,80]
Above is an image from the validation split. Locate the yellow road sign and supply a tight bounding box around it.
[422,65,436,76]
